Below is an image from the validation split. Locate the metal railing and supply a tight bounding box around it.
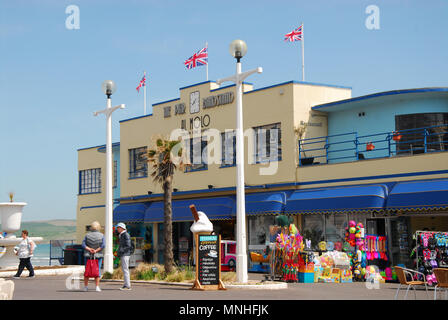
[298,124,448,166]
[49,239,74,265]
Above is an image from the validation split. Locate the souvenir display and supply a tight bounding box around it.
[274,225,305,282]
[344,221,367,281]
[414,230,448,286]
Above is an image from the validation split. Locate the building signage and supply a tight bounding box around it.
[181,114,211,131]
[203,92,234,109]
[164,103,186,118]
[300,120,322,127]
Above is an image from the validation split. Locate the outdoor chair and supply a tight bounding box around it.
[394,266,429,300]
[433,268,448,300]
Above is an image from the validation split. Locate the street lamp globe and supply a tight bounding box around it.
[101,80,117,98]
[229,39,247,61]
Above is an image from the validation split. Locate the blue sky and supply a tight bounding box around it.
[1,0,447,221]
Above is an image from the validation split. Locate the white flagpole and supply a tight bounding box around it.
[205,42,209,81]
[143,71,147,115]
[301,22,305,81]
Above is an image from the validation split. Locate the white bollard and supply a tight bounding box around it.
[0,278,15,300]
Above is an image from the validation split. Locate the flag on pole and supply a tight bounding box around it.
[284,24,303,42]
[136,73,146,92]
[285,23,305,81]
[184,46,208,69]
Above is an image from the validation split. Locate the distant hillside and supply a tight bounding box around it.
[0,220,76,243]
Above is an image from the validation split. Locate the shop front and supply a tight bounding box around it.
[114,191,289,268]
[260,178,448,283]
[112,202,152,267]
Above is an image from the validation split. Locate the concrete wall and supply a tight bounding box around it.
[76,146,106,243]
[118,81,352,199]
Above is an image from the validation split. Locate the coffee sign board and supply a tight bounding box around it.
[192,233,226,290]
[198,234,220,285]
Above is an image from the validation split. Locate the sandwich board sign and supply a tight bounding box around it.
[192,233,226,290]
[189,204,226,290]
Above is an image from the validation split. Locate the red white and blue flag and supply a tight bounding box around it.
[284,25,303,42]
[136,73,146,93]
[184,46,208,69]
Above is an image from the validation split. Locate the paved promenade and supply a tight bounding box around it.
[10,274,434,300]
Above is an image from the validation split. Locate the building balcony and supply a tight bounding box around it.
[298,124,448,167]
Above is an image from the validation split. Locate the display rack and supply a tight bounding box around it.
[414,230,448,274]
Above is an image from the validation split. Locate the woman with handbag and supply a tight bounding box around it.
[82,221,105,292]
[13,230,36,279]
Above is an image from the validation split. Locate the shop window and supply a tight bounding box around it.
[395,113,448,154]
[248,216,275,249]
[325,214,347,243]
[213,220,235,240]
[302,215,324,250]
[390,217,412,268]
[185,136,208,172]
[221,130,236,167]
[129,147,147,179]
[253,123,282,163]
[79,168,101,194]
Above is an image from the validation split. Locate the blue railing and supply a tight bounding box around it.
[298,124,448,166]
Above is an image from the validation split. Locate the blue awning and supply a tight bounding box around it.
[284,184,388,214]
[245,192,287,216]
[386,179,448,212]
[113,202,149,223]
[144,197,235,223]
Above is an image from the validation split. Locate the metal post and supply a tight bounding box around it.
[424,128,428,153]
[94,98,125,274]
[104,97,113,274]
[217,59,262,284]
[235,61,248,284]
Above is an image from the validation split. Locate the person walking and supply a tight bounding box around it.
[13,230,36,279]
[116,222,132,290]
[82,221,105,292]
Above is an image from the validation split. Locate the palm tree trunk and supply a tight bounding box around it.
[163,175,174,274]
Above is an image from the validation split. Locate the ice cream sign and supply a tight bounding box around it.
[190,210,213,234]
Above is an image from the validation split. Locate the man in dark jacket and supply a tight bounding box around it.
[116,222,132,290]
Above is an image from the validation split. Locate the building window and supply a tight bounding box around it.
[113,160,118,188]
[221,130,236,167]
[79,168,101,194]
[253,123,282,163]
[129,147,147,179]
[185,137,208,172]
[395,113,448,154]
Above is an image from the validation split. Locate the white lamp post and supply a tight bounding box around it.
[94,80,125,274]
[216,40,262,283]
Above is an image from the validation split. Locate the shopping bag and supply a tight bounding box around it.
[84,258,99,278]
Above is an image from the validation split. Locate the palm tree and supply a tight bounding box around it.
[147,136,189,274]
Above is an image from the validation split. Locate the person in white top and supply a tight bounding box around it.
[13,230,36,279]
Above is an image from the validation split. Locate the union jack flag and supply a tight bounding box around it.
[284,25,303,42]
[136,73,146,92]
[184,46,208,69]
